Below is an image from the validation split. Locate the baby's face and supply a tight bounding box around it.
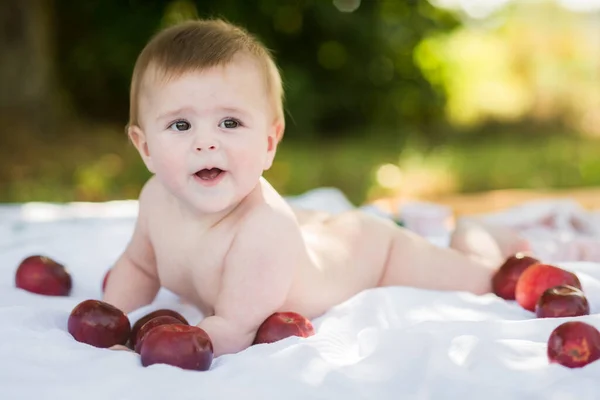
[135,56,279,214]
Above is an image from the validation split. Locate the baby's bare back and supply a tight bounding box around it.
[144,179,392,319]
[291,209,393,316]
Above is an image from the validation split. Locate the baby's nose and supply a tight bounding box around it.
[195,140,219,152]
[197,144,217,151]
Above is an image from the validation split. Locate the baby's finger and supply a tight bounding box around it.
[109,344,134,352]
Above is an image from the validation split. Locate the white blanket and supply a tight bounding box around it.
[1,190,600,400]
[478,199,600,263]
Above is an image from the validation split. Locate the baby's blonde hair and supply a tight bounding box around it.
[128,19,284,133]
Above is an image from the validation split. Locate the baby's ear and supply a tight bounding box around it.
[128,125,155,173]
[263,119,284,171]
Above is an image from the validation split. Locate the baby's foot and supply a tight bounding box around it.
[450,218,531,265]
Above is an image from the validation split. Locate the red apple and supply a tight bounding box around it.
[140,324,213,371]
[515,264,581,312]
[15,255,72,296]
[102,269,111,292]
[68,299,131,348]
[130,309,189,349]
[535,285,590,318]
[547,321,600,368]
[253,311,315,345]
[134,316,182,353]
[491,253,540,300]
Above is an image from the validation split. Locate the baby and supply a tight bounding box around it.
[103,19,528,357]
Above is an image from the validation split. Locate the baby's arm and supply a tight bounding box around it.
[103,181,160,313]
[196,208,301,357]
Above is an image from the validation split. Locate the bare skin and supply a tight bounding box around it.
[104,176,524,357]
[103,55,528,357]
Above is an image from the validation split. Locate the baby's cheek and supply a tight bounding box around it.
[154,153,185,182]
[236,145,267,172]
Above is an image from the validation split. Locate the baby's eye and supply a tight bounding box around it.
[219,118,241,129]
[168,120,191,131]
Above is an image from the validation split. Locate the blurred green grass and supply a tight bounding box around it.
[1,127,599,206]
[266,131,600,204]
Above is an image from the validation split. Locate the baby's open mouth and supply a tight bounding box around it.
[195,168,224,181]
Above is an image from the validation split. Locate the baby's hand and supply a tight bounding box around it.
[109,344,135,353]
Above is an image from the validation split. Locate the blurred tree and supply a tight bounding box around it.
[53,0,168,127]
[51,0,457,143]
[0,0,67,189]
[0,0,60,137]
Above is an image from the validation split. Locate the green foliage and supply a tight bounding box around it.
[6,0,597,205]
[52,0,457,140]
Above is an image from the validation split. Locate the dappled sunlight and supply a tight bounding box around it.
[375,164,403,190]
[443,335,549,387]
[417,0,600,135]
[447,334,479,366]
[557,0,600,12]
[430,0,511,19]
[496,339,548,371]
[416,27,533,127]
[435,0,600,15]
[333,0,361,13]
[406,303,496,323]
[3,2,600,398]
[299,358,335,386]
[3,0,600,206]
[297,341,397,388]
[369,148,458,201]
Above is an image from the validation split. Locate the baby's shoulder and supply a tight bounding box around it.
[133,176,173,230]
[137,176,167,213]
[138,175,161,202]
[225,203,307,272]
[233,203,300,248]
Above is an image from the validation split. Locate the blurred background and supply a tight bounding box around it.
[1,0,599,209]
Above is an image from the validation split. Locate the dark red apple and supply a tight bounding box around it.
[134,315,182,353]
[535,285,590,318]
[140,324,213,371]
[515,264,582,312]
[253,311,315,345]
[102,269,111,292]
[547,321,600,368]
[15,255,72,296]
[492,253,540,300]
[68,299,131,348]
[130,309,189,349]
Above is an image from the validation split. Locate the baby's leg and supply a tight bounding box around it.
[378,222,501,295]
